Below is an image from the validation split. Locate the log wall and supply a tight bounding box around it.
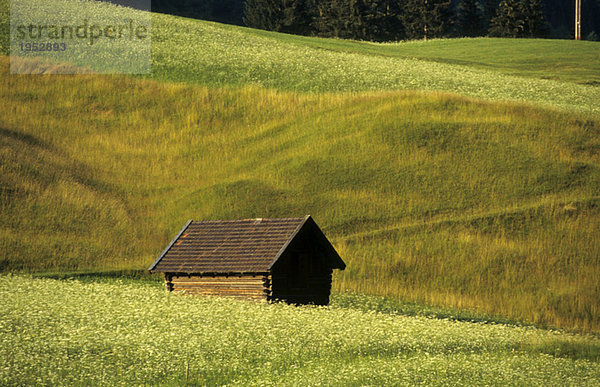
[166,274,271,301]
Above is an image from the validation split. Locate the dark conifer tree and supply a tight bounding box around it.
[355,0,379,40]
[211,0,245,24]
[488,0,523,36]
[482,0,500,31]
[400,0,453,40]
[488,0,546,37]
[152,0,213,20]
[367,0,405,41]
[312,0,353,38]
[278,0,316,35]
[520,0,547,37]
[457,0,485,36]
[152,0,245,25]
[243,0,314,34]
[243,0,286,31]
[313,0,384,40]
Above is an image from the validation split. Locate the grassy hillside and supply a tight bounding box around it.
[2,0,600,332]
[149,15,600,115]
[2,276,600,385]
[1,59,600,331]
[237,27,600,85]
[1,0,599,114]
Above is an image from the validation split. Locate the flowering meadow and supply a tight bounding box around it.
[0,0,599,114]
[149,14,600,116]
[1,275,599,385]
[1,1,600,371]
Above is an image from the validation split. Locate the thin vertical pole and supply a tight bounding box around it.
[185,360,189,386]
[575,0,581,40]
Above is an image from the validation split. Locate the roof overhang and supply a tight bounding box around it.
[148,219,192,272]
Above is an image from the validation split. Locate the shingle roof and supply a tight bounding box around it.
[149,216,344,273]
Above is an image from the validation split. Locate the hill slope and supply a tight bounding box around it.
[2,0,600,331]
[1,60,600,330]
[151,15,600,115]
[1,0,599,114]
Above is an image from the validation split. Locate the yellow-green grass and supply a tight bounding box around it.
[1,59,600,331]
[1,0,599,114]
[141,14,600,115]
[2,276,600,385]
[240,28,600,85]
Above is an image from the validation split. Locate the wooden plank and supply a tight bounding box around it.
[172,281,265,286]
[172,279,266,285]
[175,293,267,300]
[172,285,266,289]
[167,272,275,301]
[171,276,265,283]
[173,290,269,295]
[173,286,267,292]
[171,283,267,289]
[173,284,267,291]
[178,293,270,299]
[177,292,267,300]
[176,292,267,298]
[171,282,266,287]
[172,286,269,294]
[171,282,267,288]
[173,291,270,297]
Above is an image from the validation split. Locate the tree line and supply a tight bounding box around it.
[243,0,550,40]
[150,0,600,41]
[152,0,245,25]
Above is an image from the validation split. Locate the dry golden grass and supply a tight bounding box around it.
[8,57,96,74]
[1,57,599,331]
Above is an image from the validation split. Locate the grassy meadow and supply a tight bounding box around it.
[1,55,600,331]
[251,34,600,85]
[149,16,600,115]
[1,0,600,114]
[2,275,600,385]
[2,0,600,383]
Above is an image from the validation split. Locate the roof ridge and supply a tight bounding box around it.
[192,216,307,222]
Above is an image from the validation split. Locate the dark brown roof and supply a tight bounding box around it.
[149,216,345,273]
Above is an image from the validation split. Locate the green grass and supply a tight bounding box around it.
[247,33,600,85]
[1,0,599,114]
[148,15,600,115]
[2,0,600,333]
[2,275,600,385]
[1,61,600,331]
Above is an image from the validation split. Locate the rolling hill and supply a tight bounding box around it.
[1,0,600,114]
[1,0,600,331]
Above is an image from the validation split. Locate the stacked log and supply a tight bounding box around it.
[166,274,271,301]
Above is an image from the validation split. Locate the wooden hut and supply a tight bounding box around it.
[148,216,346,305]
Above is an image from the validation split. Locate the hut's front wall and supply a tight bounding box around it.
[270,226,334,305]
[271,268,332,305]
[166,274,271,300]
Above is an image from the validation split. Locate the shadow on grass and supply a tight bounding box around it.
[519,340,600,363]
[332,292,600,362]
[331,291,528,327]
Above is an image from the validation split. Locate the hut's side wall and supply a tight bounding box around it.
[271,269,332,305]
[166,274,271,301]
